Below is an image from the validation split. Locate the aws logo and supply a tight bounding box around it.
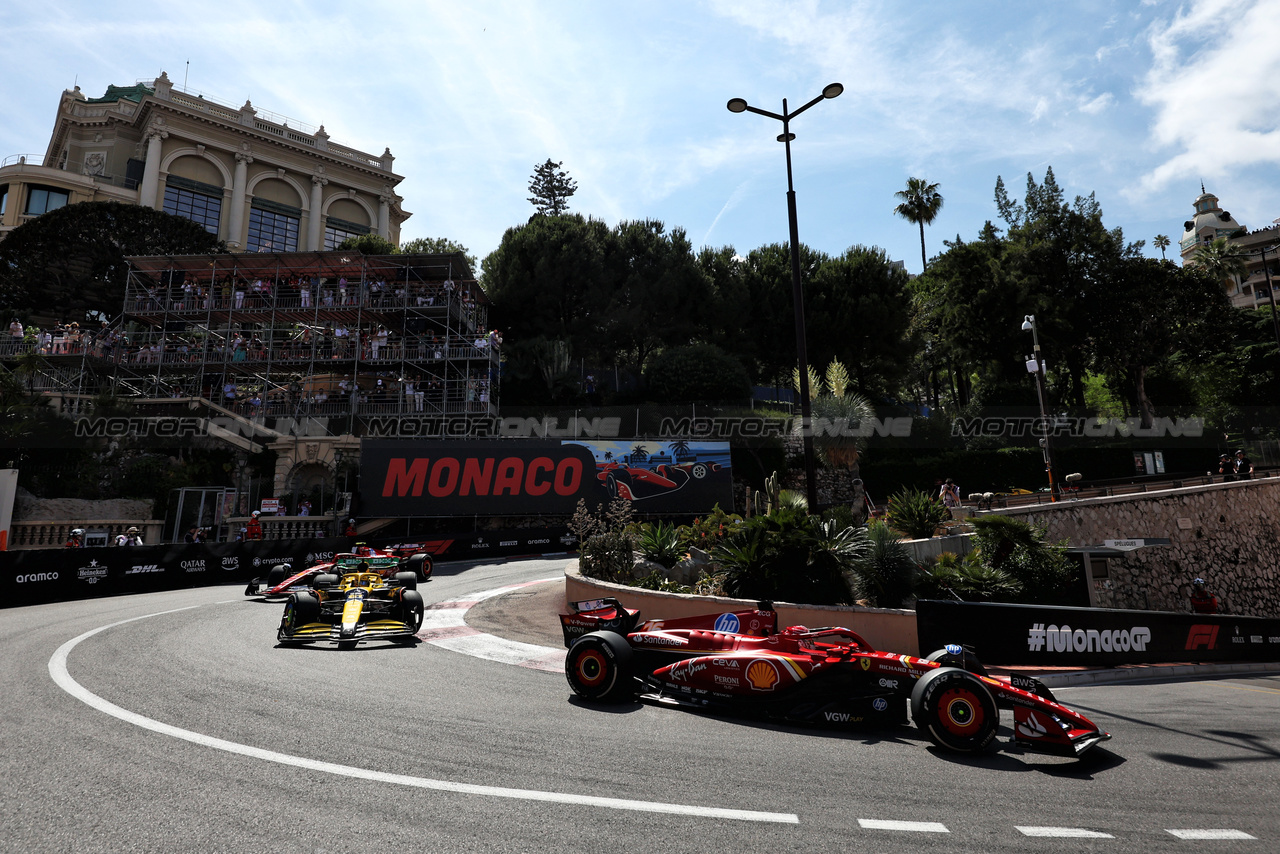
[745,660,780,691]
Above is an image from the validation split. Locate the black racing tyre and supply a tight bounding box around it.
[313,573,338,589]
[280,591,321,640]
[565,631,634,703]
[925,646,989,677]
[400,590,425,632]
[392,571,417,591]
[265,565,288,588]
[910,666,999,754]
[405,553,433,582]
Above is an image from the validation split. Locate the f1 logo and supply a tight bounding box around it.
[1186,624,1219,650]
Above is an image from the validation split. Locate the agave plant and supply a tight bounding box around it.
[852,521,918,608]
[885,487,948,539]
[637,520,682,569]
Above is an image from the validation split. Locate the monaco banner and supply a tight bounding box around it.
[359,439,733,517]
[917,599,1280,666]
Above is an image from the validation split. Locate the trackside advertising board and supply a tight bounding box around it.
[359,439,733,516]
[918,599,1280,666]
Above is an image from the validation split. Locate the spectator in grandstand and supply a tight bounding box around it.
[9,319,22,339]
[1234,449,1254,479]
[245,511,264,541]
[65,528,85,548]
[114,526,144,546]
[1216,453,1234,481]
[1189,578,1219,614]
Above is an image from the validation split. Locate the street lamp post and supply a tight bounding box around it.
[727,82,843,510]
[1021,315,1059,501]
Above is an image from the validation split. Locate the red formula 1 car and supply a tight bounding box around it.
[245,545,432,599]
[561,598,1111,758]
[596,461,722,501]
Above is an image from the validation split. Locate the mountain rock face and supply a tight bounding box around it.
[13,487,153,522]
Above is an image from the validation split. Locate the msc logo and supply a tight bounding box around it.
[1186,624,1219,651]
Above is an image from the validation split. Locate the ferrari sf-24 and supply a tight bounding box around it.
[245,545,432,599]
[561,598,1110,757]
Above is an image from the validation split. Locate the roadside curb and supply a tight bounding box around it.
[1034,660,1280,688]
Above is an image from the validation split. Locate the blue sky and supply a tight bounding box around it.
[2,1,1278,276]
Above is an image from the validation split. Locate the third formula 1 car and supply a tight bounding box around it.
[246,545,432,599]
[561,598,1111,758]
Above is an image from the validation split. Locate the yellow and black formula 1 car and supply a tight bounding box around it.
[276,566,424,649]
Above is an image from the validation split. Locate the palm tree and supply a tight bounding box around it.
[1153,234,1171,260]
[668,440,692,461]
[1195,237,1248,288]
[630,444,649,464]
[893,177,944,271]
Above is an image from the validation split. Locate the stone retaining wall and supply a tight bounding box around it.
[999,478,1280,617]
[564,561,920,655]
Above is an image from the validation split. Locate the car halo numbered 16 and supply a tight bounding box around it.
[561,599,1110,758]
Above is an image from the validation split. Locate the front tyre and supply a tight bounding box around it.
[925,646,988,677]
[911,667,999,753]
[565,631,634,703]
[400,589,425,632]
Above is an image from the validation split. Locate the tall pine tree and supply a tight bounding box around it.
[527,159,578,216]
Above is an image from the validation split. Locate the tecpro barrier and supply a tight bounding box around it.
[1,527,576,608]
[916,599,1280,666]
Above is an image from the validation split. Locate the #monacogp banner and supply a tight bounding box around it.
[359,439,733,517]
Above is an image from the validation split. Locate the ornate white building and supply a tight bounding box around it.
[0,70,409,248]
[1179,188,1280,308]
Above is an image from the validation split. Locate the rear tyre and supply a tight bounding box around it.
[313,573,338,589]
[911,667,999,753]
[405,553,433,582]
[392,571,417,591]
[265,565,288,588]
[565,631,634,703]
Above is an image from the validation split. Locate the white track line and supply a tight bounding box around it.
[1017,826,1114,838]
[1166,829,1256,840]
[858,819,949,832]
[419,577,563,672]
[49,605,798,824]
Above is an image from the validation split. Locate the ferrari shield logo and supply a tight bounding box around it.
[859,658,871,671]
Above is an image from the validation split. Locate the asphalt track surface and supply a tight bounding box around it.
[5,556,1280,853]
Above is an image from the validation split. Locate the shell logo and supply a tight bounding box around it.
[745,660,780,691]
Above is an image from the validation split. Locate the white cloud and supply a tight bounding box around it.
[1134,0,1280,193]
[1079,92,1115,114]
